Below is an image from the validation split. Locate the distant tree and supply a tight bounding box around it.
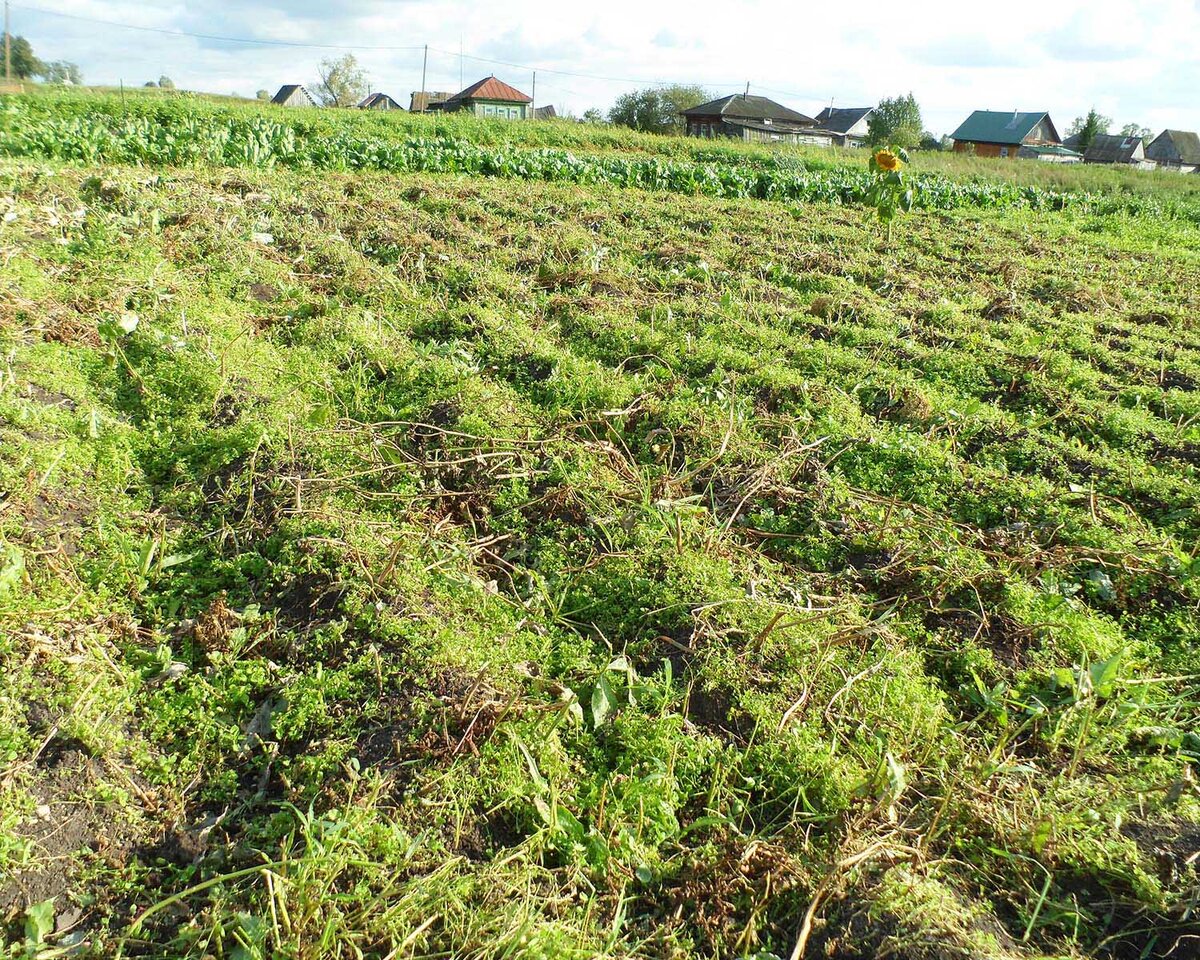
[917,130,942,151]
[38,60,81,85]
[144,81,158,87]
[608,84,708,135]
[1066,109,1111,150]
[1119,122,1151,140]
[581,107,605,124]
[2,34,43,80]
[867,93,923,149]
[316,53,367,107]
[158,75,176,90]
[256,89,270,100]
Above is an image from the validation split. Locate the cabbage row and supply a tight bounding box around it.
[3,104,1196,221]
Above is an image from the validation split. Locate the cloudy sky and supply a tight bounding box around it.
[9,0,1200,135]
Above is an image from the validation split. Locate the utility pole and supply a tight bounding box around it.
[744,81,750,100]
[530,70,536,120]
[420,44,428,108]
[5,0,12,85]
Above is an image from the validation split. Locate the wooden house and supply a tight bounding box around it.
[533,105,557,121]
[1083,134,1153,169]
[681,94,832,145]
[437,76,532,119]
[950,110,1061,158]
[410,90,452,113]
[1145,130,1200,173]
[270,84,318,107]
[813,106,873,147]
[358,92,403,111]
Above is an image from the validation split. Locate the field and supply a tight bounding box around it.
[1,89,1200,959]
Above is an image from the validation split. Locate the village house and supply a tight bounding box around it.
[813,106,873,147]
[949,110,1061,158]
[1083,134,1153,169]
[270,84,318,107]
[681,94,832,146]
[434,77,532,119]
[533,105,557,121]
[410,91,452,113]
[1145,130,1200,173]
[358,92,403,111]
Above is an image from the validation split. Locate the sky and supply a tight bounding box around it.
[7,0,1200,136]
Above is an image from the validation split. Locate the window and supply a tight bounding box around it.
[1000,146,1009,158]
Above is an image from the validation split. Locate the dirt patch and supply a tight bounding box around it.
[354,671,511,774]
[21,383,78,411]
[1160,370,1199,392]
[926,609,1036,669]
[0,740,143,919]
[635,836,801,957]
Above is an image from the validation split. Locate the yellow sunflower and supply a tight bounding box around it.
[874,149,902,172]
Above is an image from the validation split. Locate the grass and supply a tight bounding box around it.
[0,89,1199,959]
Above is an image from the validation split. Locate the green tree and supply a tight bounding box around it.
[867,93,923,149]
[256,89,270,100]
[1119,122,1151,140]
[316,53,367,107]
[608,84,708,135]
[158,75,176,90]
[38,60,81,85]
[581,108,605,124]
[1067,108,1111,150]
[2,34,43,80]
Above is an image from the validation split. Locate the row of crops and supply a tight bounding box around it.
[3,99,1198,221]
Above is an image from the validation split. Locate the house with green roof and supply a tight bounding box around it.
[950,110,1061,159]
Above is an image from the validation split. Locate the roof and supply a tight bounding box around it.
[950,110,1056,145]
[533,105,557,120]
[722,119,833,138]
[1146,129,1200,165]
[1019,144,1083,158]
[1083,134,1143,164]
[270,84,316,106]
[682,94,815,126]
[410,91,452,112]
[358,92,403,110]
[813,106,872,134]
[445,76,532,105]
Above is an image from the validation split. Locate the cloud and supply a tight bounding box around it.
[9,0,1199,133]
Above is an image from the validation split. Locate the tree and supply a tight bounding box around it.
[1119,122,1151,140]
[256,89,270,100]
[867,93,923,149]
[608,84,707,135]
[1066,109,1111,150]
[918,130,942,151]
[316,53,367,107]
[144,81,157,87]
[581,108,605,124]
[2,34,43,80]
[38,60,81,85]
[158,75,176,90]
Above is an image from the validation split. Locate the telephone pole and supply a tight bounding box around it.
[5,0,12,85]
[420,43,428,108]
[530,70,536,120]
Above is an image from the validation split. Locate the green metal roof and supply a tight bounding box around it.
[951,110,1052,145]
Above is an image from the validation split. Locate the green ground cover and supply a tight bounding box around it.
[1,90,1199,959]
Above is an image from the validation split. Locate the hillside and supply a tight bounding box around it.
[1,92,1199,959]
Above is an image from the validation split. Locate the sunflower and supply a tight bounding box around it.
[874,149,902,172]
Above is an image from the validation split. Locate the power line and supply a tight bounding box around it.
[13,2,833,103]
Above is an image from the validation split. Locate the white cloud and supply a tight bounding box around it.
[11,0,1200,133]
